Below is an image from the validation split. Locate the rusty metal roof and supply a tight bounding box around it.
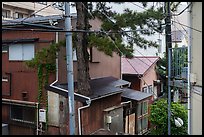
[122,56,159,75]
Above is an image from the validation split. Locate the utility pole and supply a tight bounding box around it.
[165,2,172,135]
[65,2,75,135]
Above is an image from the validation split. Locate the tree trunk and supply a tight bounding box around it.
[75,2,92,96]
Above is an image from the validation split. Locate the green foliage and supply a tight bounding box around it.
[149,99,188,135]
[88,33,133,57]
[25,41,64,131]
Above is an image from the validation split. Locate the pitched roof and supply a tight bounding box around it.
[121,56,159,75]
[121,88,152,101]
[45,76,130,103]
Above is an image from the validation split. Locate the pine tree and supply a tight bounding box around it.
[74,2,181,95]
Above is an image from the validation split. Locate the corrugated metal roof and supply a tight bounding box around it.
[121,88,152,101]
[122,56,159,75]
[2,15,64,25]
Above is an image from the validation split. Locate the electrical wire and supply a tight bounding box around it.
[171,23,188,41]
[171,2,192,16]
[175,17,188,35]
[80,2,95,19]
[21,2,57,22]
[172,20,202,33]
[130,2,148,11]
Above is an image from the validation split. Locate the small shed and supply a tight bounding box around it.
[121,88,153,135]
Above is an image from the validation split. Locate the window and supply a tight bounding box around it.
[137,119,142,134]
[9,44,34,61]
[142,101,148,115]
[13,12,24,19]
[142,116,148,131]
[148,85,153,94]
[2,9,11,18]
[142,87,148,93]
[2,75,8,82]
[137,101,149,134]
[2,45,8,53]
[137,103,142,117]
[10,105,36,124]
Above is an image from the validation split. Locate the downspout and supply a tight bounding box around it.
[49,32,92,135]
[120,100,132,134]
[36,102,39,135]
[187,2,192,135]
[78,98,91,135]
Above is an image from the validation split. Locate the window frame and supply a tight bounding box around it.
[10,105,36,124]
[2,9,11,18]
[136,100,149,134]
[9,43,35,61]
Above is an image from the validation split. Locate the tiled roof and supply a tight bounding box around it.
[122,56,159,75]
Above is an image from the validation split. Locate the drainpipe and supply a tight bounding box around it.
[121,100,132,134]
[78,98,91,135]
[50,30,92,135]
[36,102,39,135]
[187,2,192,135]
[121,101,132,107]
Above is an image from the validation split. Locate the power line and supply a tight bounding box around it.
[98,9,161,73]
[130,2,148,11]
[95,11,159,95]
[172,20,202,33]
[171,23,188,41]
[80,2,94,19]
[21,2,57,22]
[125,57,158,96]
[2,27,148,33]
[171,2,192,16]
[174,17,188,35]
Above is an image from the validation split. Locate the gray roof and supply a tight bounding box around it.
[121,88,152,101]
[2,13,77,25]
[46,76,129,101]
[2,15,64,25]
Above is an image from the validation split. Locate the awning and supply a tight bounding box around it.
[121,88,153,101]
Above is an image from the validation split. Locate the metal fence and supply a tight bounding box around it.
[170,47,188,80]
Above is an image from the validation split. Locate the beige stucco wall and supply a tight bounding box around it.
[2,2,62,20]
[191,89,202,135]
[140,64,157,91]
[191,2,202,86]
[191,2,202,135]
[89,47,121,79]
